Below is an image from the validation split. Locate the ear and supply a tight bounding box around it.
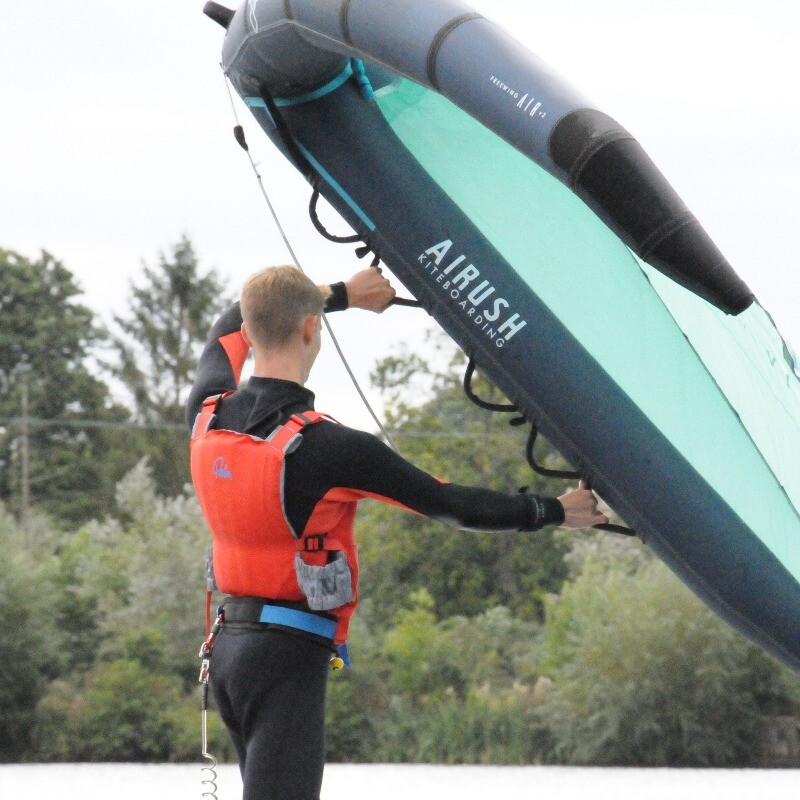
[301,314,319,345]
[240,321,253,348]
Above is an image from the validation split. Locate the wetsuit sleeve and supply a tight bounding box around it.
[186,288,348,429]
[315,426,565,532]
[186,303,248,428]
[326,282,348,312]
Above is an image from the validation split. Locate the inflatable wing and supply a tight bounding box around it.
[205,0,800,672]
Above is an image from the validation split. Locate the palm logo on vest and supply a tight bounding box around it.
[212,457,233,479]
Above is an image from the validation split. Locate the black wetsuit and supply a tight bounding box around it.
[187,287,564,800]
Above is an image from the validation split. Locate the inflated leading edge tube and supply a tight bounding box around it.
[205,0,752,315]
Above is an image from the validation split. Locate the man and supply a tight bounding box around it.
[188,265,606,800]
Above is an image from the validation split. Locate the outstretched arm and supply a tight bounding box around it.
[310,425,606,532]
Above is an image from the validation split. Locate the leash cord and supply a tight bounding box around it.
[198,613,223,800]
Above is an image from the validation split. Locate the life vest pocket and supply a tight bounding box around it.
[294,551,354,611]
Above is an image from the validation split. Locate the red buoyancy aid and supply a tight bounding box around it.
[189,393,359,644]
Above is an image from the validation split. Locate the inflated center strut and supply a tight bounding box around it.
[227,59,630,535]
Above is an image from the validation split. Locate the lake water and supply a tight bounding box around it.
[1,763,798,800]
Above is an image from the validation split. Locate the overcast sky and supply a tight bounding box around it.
[2,0,799,430]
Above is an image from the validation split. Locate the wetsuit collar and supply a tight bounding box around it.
[246,376,315,403]
[241,377,316,435]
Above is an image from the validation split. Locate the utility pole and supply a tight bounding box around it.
[18,362,31,537]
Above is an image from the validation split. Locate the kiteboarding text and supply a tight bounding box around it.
[418,240,528,349]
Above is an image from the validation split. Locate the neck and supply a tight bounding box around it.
[251,350,309,385]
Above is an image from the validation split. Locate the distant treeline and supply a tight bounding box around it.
[1,242,799,766]
[0,241,229,523]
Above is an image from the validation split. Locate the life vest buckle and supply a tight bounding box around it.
[301,534,326,552]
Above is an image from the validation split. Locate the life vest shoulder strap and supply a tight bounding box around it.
[191,391,235,440]
[266,410,332,455]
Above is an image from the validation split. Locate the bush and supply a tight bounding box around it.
[35,658,237,763]
[326,669,382,762]
[373,685,550,764]
[0,509,59,761]
[538,559,800,766]
[327,591,550,764]
[35,659,190,761]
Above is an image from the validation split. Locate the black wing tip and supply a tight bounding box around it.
[203,2,235,29]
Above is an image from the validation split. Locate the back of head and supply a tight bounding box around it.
[241,265,327,350]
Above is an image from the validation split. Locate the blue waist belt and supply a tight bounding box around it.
[258,604,337,640]
[220,598,349,665]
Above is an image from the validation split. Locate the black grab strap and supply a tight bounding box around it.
[391,297,423,308]
[524,423,582,481]
[460,356,636,536]
[463,357,517,412]
[308,186,362,244]
[242,85,425,309]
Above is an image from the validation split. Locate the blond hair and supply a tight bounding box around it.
[240,265,329,348]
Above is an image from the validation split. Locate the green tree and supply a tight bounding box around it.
[29,460,218,762]
[29,461,229,763]
[74,659,186,761]
[325,669,383,762]
[0,248,134,522]
[382,592,541,703]
[52,527,106,675]
[111,462,212,684]
[107,237,230,495]
[110,236,229,424]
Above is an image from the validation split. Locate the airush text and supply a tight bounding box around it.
[418,240,528,349]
